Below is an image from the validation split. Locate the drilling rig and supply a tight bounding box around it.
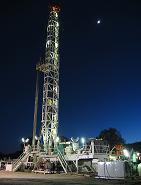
[32,4,60,154]
[12,4,111,174]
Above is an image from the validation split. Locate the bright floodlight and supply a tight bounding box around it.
[25,138,29,143]
[137,152,140,156]
[35,136,38,140]
[56,136,59,143]
[21,138,25,143]
[81,137,85,144]
[123,149,130,158]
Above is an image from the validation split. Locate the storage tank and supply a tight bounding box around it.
[98,161,131,179]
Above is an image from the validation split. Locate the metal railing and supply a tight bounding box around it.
[56,147,71,173]
[82,144,109,154]
[12,150,31,172]
[94,145,109,154]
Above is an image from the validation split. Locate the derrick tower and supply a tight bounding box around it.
[36,5,60,153]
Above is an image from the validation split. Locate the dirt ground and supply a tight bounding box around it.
[0,171,141,185]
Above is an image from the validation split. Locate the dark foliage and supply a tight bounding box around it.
[0,150,22,160]
[98,128,125,150]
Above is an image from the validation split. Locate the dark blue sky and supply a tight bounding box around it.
[0,0,141,152]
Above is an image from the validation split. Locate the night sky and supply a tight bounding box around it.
[1,0,141,153]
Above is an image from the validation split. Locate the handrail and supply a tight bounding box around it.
[56,147,71,173]
[12,152,25,166]
[12,149,31,171]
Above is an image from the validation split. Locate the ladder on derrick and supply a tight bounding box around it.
[56,148,71,174]
[12,150,30,172]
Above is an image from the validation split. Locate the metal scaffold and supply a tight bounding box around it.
[35,5,60,154]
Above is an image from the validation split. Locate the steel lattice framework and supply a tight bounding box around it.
[36,5,60,153]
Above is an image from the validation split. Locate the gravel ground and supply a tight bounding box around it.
[0,171,141,185]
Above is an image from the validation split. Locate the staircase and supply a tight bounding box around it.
[56,148,71,174]
[12,150,30,172]
[83,165,96,173]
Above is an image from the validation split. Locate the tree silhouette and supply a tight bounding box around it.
[98,128,125,150]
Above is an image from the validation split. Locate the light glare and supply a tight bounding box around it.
[123,149,130,158]
[25,138,29,143]
[21,138,25,143]
[56,136,59,142]
[81,137,85,144]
